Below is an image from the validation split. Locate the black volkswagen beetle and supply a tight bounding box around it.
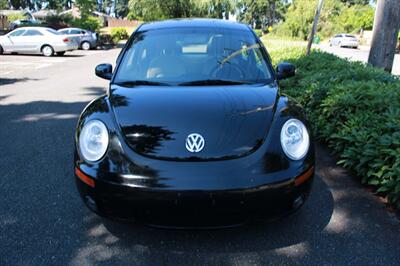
[74,19,315,228]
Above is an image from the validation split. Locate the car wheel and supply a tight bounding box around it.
[0,45,3,55]
[56,52,65,56]
[81,41,91,51]
[41,45,54,57]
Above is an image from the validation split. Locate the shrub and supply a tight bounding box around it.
[71,16,102,32]
[273,48,400,208]
[253,29,262,37]
[6,13,28,22]
[110,27,129,43]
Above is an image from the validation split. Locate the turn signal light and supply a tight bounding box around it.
[75,167,95,188]
[294,166,314,186]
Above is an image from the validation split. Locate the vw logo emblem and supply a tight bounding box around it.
[185,133,205,153]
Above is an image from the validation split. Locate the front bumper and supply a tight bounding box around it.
[74,95,315,227]
[75,166,314,227]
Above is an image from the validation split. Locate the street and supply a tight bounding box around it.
[318,44,400,75]
[1,49,399,265]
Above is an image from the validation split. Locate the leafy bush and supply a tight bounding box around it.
[110,27,129,43]
[6,13,28,22]
[71,16,102,32]
[253,29,262,37]
[273,48,400,208]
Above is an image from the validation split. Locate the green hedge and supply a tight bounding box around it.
[271,48,400,208]
[71,16,102,32]
[253,29,263,37]
[110,27,129,44]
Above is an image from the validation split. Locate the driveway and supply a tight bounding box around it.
[317,43,400,75]
[0,49,399,265]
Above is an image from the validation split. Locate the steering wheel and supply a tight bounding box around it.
[210,63,244,80]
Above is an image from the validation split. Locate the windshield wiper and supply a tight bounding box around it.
[114,80,170,87]
[179,79,249,86]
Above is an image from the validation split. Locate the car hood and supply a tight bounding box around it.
[110,83,278,161]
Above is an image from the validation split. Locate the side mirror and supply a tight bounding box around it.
[95,64,113,80]
[276,62,296,80]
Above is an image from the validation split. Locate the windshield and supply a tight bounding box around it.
[114,27,273,86]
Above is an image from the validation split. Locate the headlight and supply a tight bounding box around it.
[280,118,310,160]
[78,120,109,162]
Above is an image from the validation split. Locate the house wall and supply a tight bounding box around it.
[107,18,139,28]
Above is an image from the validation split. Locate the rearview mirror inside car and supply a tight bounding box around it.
[95,64,113,80]
[276,62,296,80]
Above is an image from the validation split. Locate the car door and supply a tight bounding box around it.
[2,29,26,52]
[20,29,45,53]
[69,29,84,44]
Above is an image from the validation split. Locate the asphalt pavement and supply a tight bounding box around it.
[317,44,400,76]
[0,49,399,266]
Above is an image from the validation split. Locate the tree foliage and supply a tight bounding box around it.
[338,4,375,32]
[274,0,375,40]
[127,0,234,21]
[340,0,370,5]
[115,0,129,18]
[237,0,289,28]
[0,0,8,9]
[75,0,96,18]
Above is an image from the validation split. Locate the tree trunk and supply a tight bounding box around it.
[271,2,276,26]
[368,0,400,72]
[306,0,324,56]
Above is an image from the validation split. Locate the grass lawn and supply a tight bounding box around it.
[261,35,307,52]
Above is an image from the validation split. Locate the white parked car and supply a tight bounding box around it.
[0,27,79,56]
[329,34,359,49]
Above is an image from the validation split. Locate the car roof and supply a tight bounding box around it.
[13,26,51,31]
[58,27,85,31]
[138,18,250,32]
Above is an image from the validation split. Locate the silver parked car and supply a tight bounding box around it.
[329,34,359,48]
[0,27,79,56]
[58,27,98,50]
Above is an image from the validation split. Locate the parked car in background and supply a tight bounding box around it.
[0,27,79,56]
[329,34,359,48]
[8,19,41,31]
[58,27,98,50]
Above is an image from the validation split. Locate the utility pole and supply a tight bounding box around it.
[306,0,324,56]
[368,0,400,72]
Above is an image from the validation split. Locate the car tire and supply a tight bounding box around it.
[41,45,54,57]
[81,41,91,51]
[56,52,65,56]
[0,45,3,55]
